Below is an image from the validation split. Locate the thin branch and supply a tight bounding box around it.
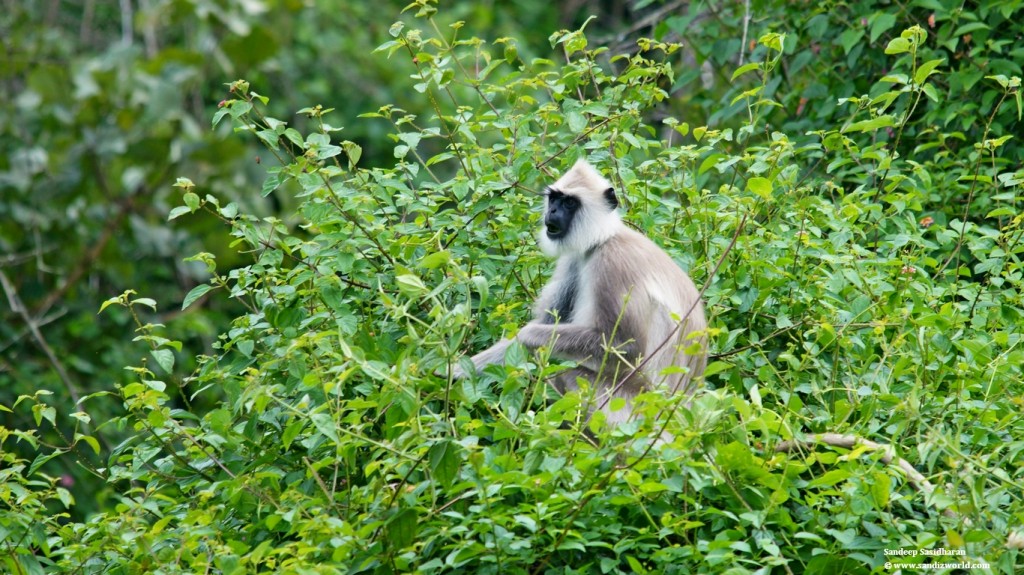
[738,0,752,66]
[0,270,82,405]
[0,246,55,267]
[614,211,749,401]
[712,321,802,359]
[936,90,1011,277]
[34,198,132,315]
[138,0,158,57]
[119,0,133,45]
[80,0,96,45]
[594,0,688,47]
[0,308,67,356]
[615,212,749,463]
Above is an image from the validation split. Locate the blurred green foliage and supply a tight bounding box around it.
[0,0,565,517]
[2,0,1024,573]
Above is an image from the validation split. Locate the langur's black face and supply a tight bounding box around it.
[544,189,580,240]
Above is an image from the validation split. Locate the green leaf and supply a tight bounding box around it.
[74,433,101,455]
[884,37,910,54]
[625,555,647,574]
[98,296,122,314]
[228,100,252,119]
[250,91,269,105]
[168,206,192,220]
[256,129,280,150]
[842,115,895,133]
[28,451,61,475]
[952,21,989,37]
[283,128,304,148]
[316,144,342,160]
[758,32,785,52]
[870,13,897,44]
[343,140,362,168]
[396,273,428,296]
[566,109,587,132]
[418,251,450,269]
[730,85,763,106]
[747,177,773,200]
[870,471,890,508]
[212,107,231,127]
[807,469,850,487]
[504,44,518,65]
[639,481,669,494]
[310,412,339,443]
[914,59,944,85]
[697,153,724,175]
[183,192,200,211]
[985,74,1009,88]
[69,411,91,424]
[703,361,732,378]
[151,349,174,374]
[182,284,215,310]
[839,28,864,55]
[386,508,418,550]
[282,420,304,449]
[148,409,166,428]
[33,404,57,426]
[262,172,282,197]
[237,339,254,357]
[730,62,760,81]
[56,487,74,509]
[428,440,461,488]
[131,298,158,310]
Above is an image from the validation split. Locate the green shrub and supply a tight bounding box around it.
[3,2,1023,574]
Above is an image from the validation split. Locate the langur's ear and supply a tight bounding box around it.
[603,187,618,210]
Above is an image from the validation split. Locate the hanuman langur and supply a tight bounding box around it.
[450,159,707,426]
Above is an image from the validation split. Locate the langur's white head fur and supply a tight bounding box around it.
[538,160,624,256]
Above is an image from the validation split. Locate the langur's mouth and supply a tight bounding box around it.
[545,224,566,239]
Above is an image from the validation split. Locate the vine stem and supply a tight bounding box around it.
[870,46,924,250]
[399,26,473,180]
[935,89,1011,276]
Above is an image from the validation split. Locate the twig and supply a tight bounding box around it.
[34,200,131,315]
[0,246,55,267]
[711,321,802,359]
[613,211,749,403]
[738,0,752,66]
[119,0,133,45]
[0,270,82,405]
[936,90,1011,277]
[595,0,688,47]
[0,309,66,356]
[616,212,749,463]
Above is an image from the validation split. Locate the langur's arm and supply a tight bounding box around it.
[516,322,637,365]
[449,338,516,378]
